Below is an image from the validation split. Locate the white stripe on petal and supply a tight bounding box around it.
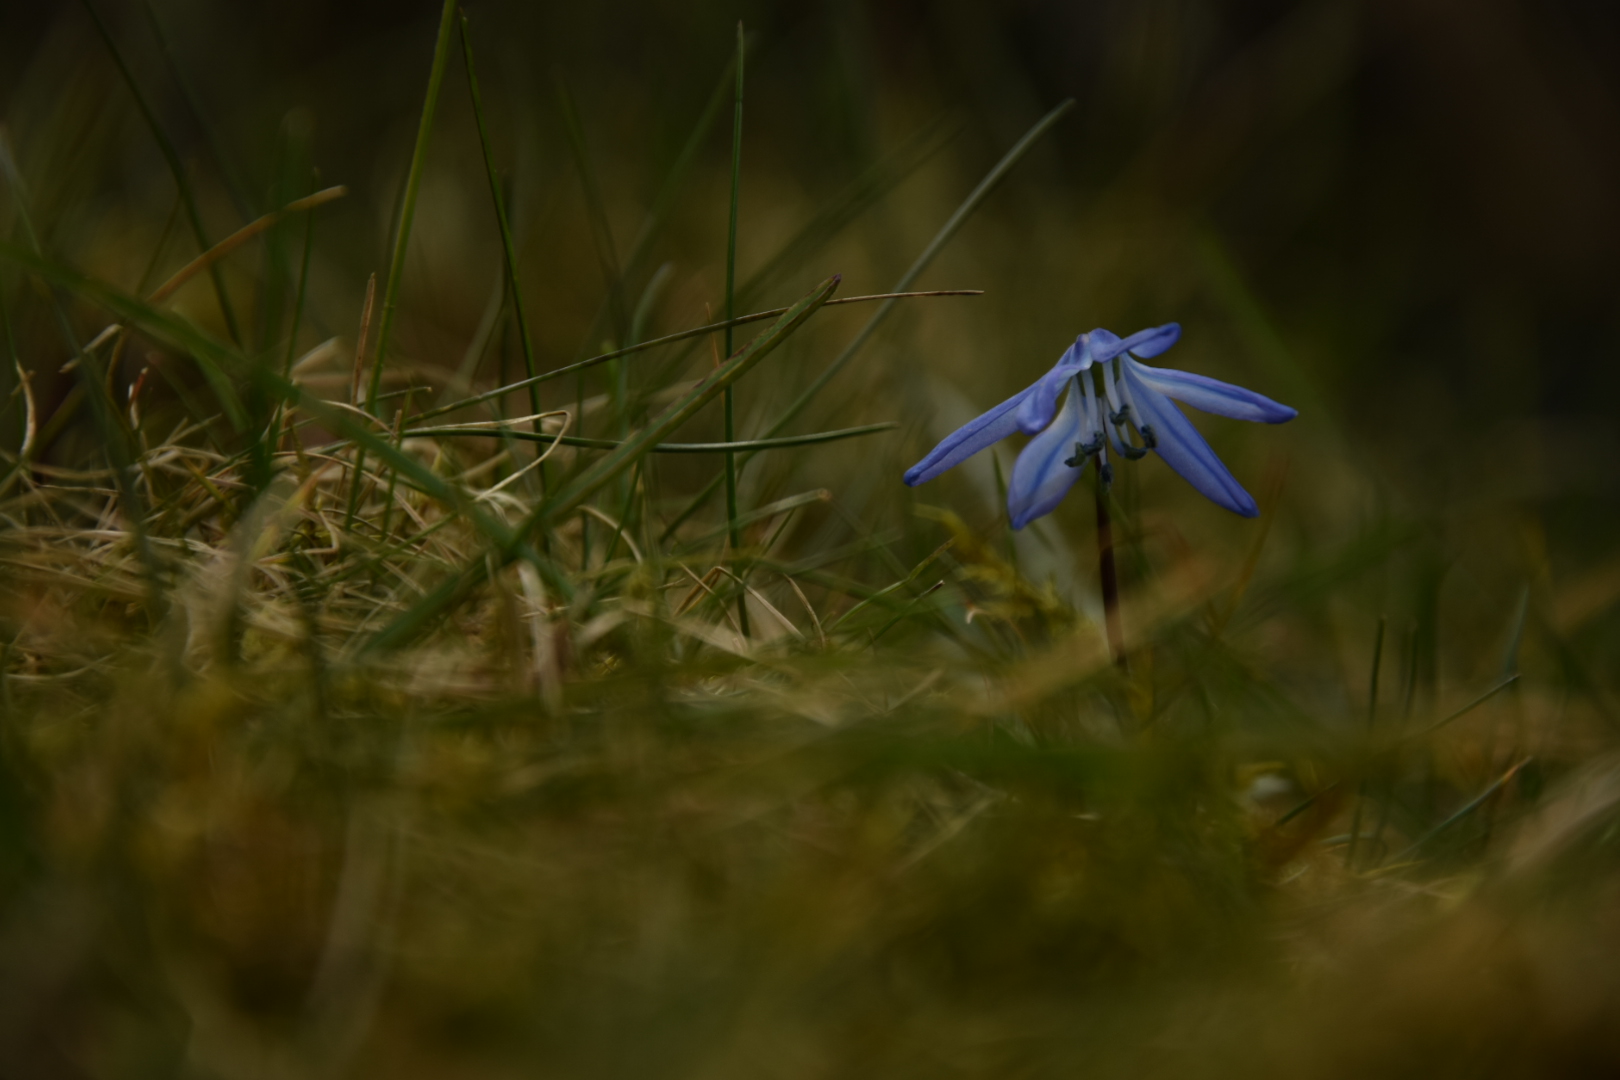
[1126,359,1296,424]
[1123,364,1259,517]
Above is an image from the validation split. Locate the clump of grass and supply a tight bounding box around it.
[0,5,1618,1078]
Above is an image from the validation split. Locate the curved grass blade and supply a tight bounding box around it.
[146,186,346,306]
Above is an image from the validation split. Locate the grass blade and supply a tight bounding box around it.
[403,420,896,453]
[362,275,841,655]
[527,274,840,530]
[416,290,979,423]
[0,241,246,427]
[724,21,748,636]
[364,0,459,412]
[662,99,1075,540]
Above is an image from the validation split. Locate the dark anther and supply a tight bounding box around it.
[1065,436,1104,469]
[1140,424,1158,450]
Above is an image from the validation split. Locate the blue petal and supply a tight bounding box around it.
[1008,386,1087,530]
[1015,338,1090,434]
[1126,358,1296,424]
[904,385,1033,486]
[1090,323,1180,363]
[1122,364,1259,517]
[1124,322,1180,359]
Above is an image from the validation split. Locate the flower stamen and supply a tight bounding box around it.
[1102,359,1154,459]
[1066,374,1107,469]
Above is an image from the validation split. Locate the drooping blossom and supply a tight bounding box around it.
[904,324,1296,527]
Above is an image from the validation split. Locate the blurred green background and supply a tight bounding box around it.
[2,1,1620,1076]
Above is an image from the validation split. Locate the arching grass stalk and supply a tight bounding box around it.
[1095,469,1125,670]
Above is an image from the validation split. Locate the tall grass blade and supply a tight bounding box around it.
[724,21,749,636]
[363,0,459,412]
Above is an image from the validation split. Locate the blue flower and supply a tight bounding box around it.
[904,323,1296,528]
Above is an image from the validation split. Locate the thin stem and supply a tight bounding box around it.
[724,21,749,637]
[1347,615,1386,870]
[1095,476,1126,671]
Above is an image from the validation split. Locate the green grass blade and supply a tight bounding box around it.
[78,0,243,346]
[417,290,979,423]
[567,52,740,377]
[361,275,840,656]
[0,241,247,428]
[460,10,541,428]
[661,100,1074,541]
[0,160,167,618]
[364,0,459,413]
[724,21,748,635]
[527,274,840,531]
[624,53,738,282]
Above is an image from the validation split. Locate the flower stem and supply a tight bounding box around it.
[1095,478,1126,671]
